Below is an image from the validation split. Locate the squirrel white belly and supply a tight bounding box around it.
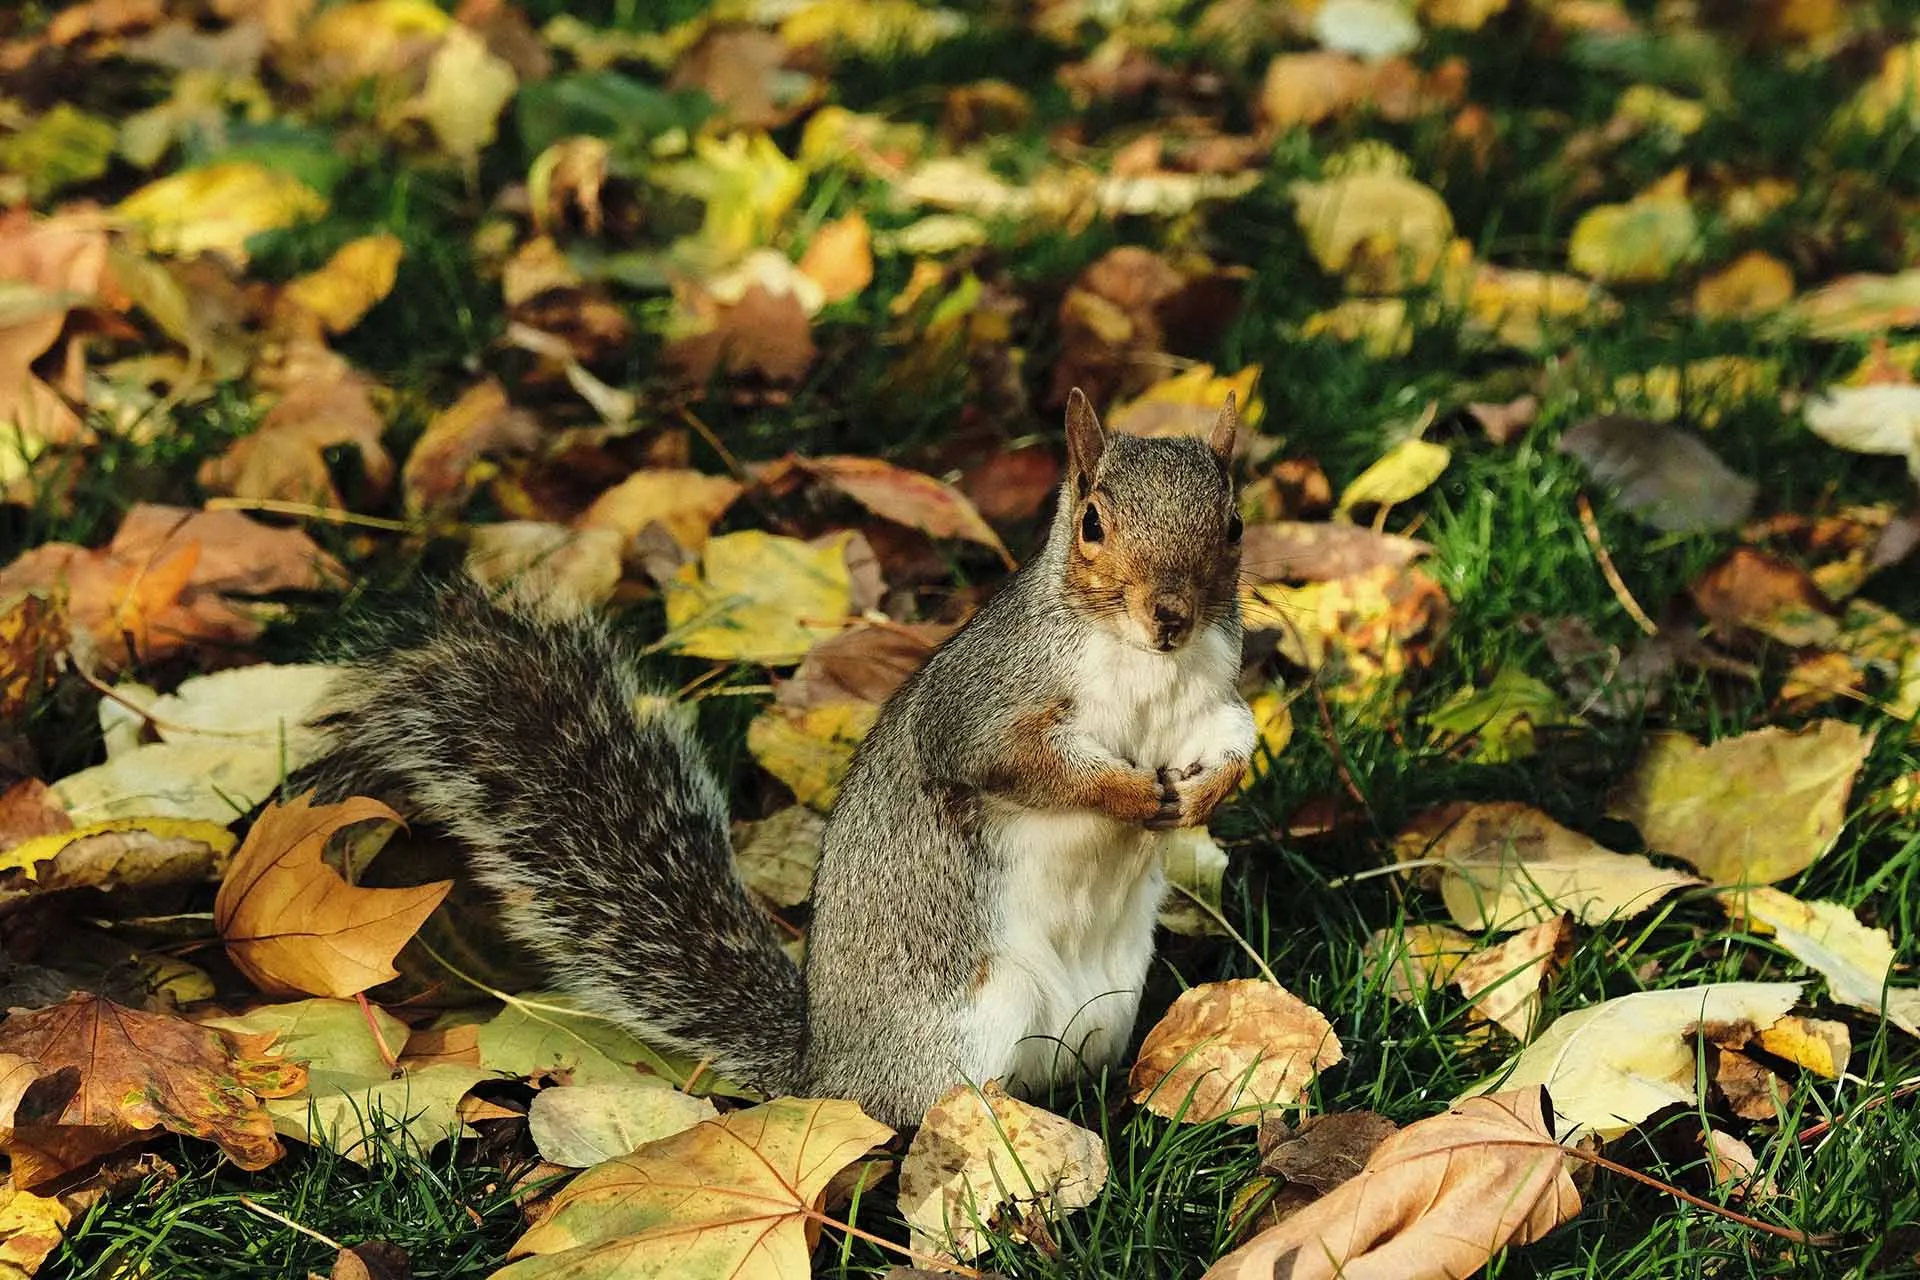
[303,390,1254,1129]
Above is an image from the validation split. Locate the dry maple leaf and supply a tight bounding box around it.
[198,340,393,507]
[1204,1089,1579,1280]
[897,1080,1109,1262]
[1131,979,1343,1124]
[496,1097,892,1279]
[0,992,306,1187]
[214,794,451,999]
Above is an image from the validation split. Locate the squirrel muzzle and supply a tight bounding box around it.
[1143,588,1197,651]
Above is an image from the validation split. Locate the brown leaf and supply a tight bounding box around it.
[1716,1048,1786,1121]
[1050,247,1248,408]
[1259,1110,1399,1193]
[465,522,623,619]
[1130,979,1343,1125]
[667,26,817,130]
[1467,394,1540,445]
[0,993,305,1187]
[577,468,743,551]
[664,282,816,389]
[214,794,451,999]
[959,445,1061,524]
[1203,1090,1578,1280]
[330,1240,410,1280]
[800,455,1013,565]
[198,341,393,507]
[0,594,66,721]
[1239,522,1429,585]
[0,781,68,852]
[785,622,952,709]
[402,379,541,519]
[1450,914,1574,1040]
[1690,546,1838,647]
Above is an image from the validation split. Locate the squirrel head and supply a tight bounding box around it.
[1057,387,1242,654]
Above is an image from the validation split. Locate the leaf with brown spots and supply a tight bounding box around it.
[0,993,305,1187]
[214,795,451,999]
[800,455,1014,567]
[1130,979,1343,1125]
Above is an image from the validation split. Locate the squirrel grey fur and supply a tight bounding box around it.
[303,390,1255,1128]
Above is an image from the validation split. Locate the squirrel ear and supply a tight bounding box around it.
[1208,391,1239,464]
[1064,387,1107,492]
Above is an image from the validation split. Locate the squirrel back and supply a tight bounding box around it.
[299,585,807,1092]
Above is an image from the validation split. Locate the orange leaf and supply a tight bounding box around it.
[0,993,306,1187]
[797,212,873,304]
[214,795,450,999]
[800,455,1013,567]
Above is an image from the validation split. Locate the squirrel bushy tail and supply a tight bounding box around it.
[299,583,807,1092]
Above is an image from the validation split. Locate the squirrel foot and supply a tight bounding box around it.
[1145,758,1245,830]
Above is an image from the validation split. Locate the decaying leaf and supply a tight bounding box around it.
[731,805,824,908]
[799,456,1013,565]
[0,992,306,1187]
[527,1082,719,1169]
[663,530,855,664]
[1559,415,1757,534]
[496,1098,891,1279]
[746,699,879,811]
[1607,722,1874,885]
[0,816,233,900]
[898,1081,1108,1262]
[1394,802,1701,932]
[1690,547,1838,646]
[1449,915,1574,1041]
[214,795,451,998]
[1463,982,1804,1140]
[578,469,744,551]
[1131,979,1343,1124]
[1205,1090,1578,1280]
[1725,887,1920,1035]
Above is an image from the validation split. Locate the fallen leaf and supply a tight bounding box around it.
[959,446,1061,524]
[664,279,817,389]
[116,162,328,265]
[1693,251,1794,319]
[201,998,408,1095]
[785,622,949,709]
[1158,827,1229,937]
[1243,562,1450,702]
[1366,923,1474,1002]
[282,234,404,334]
[1463,982,1804,1140]
[1462,263,1619,350]
[1467,394,1540,445]
[1259,1110,1399,1193]
[1705,1130,1775,1203]
[0,816,234,900]
[1335,438,1450,517]
[0,1184,70,1277]
[53,739,313,826]
[1313,0,1421,59]
[0,993,306,1187]
[663,530,854,665]
[407,25,517,162]
[1205,1090,1578,1280]
[330,1240,411,1280]
[1567,189,1699,283]
[1292,172,1455,292]
[898,1081,1107,1262]
[797,212,874,303]
[1108,364,1265,440]
[1803,383,1920,480]
[747,699,879,810]
[1716,1048,1786,1120]
[1756,1015,1851,1079]
[198,340,394,507]
[1792,269,1920,340]
[1559,415,1757,534]
[496,1098,891,1279]
[401,379,542,519]
[1449,915,1574,1040]
[1425,664,1570,763]
[528,1082,719,1169]
[1689,547,1838,646]
[465,522,624,618]
[651,131,806,270]
[1725,887,1920,1035]
[214,794,451,998]
[1301,297,1414,357]
[0,781,68,852]
[120,662,338,760]
[731,805,824,908]
[277,1064,487,1165]
[799,456,1012,566]
[1394,802,1701,932]
[1607,722,1873,885]
[1131,979,1343,1124]
[1239,522,1429,584]
[476,994,700,1090]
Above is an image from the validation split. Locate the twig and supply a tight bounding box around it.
[1796,1075,1920,1144]
[1311,683,1368,808]
[1576,493,1658,636]
[808,1206,982,1276]
[204,496,416,533]
[1168,881,1279,986]
[677,406,752,486]
[236,1195,344,1251]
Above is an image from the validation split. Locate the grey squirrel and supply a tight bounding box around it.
[302,389,1255,1129]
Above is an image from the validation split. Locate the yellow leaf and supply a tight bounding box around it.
[1463,263,1619,350]
[1834,39,1920,135]
[410,25,517,162]
[1108,364,1265,437]
[499,1098,892,1278]
[1449,915,1573,1041]
[578,468,744,550]
[528,1082,718,1169]
[0,816,234,881]
[1692,250,1794,320]
[1792,269,1920,340]
[653,132,806,270]
[1567,191,1698,284]
[1725,887,1920,1036]
[1395,801,1701,932]
[1335,438,1450,517]
[1366,923,1475,1001]
[0,1184,69,1277]
[116,162,328,265]
[797,212,874,304]
[1301,297,1413,357]
[1291,172,1455,292]
[1463,982,1804,1140]
[1607,722,1874,885]
[1755,1015,1851,1079]
[665,530,855,664]
[898,1082,1107,1263]
[747,700,878,810]
[1130,979,1343,1125]
[303,0,453,83]
[283,234,404,334]
[1242,685,1294,789]
[1157,827,1228,937]
[780,0,968,54]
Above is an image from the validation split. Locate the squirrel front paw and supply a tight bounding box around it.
[1144,758,1246,830]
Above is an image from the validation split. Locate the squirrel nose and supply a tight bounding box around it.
[1150,594,1193,646]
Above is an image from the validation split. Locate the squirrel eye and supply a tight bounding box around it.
[1080,504,1104,544]
[1226,511,1244,543]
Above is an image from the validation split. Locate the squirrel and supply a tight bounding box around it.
[300,388,1256,1129]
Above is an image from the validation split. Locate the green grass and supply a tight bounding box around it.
[22,0,1920,1277]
